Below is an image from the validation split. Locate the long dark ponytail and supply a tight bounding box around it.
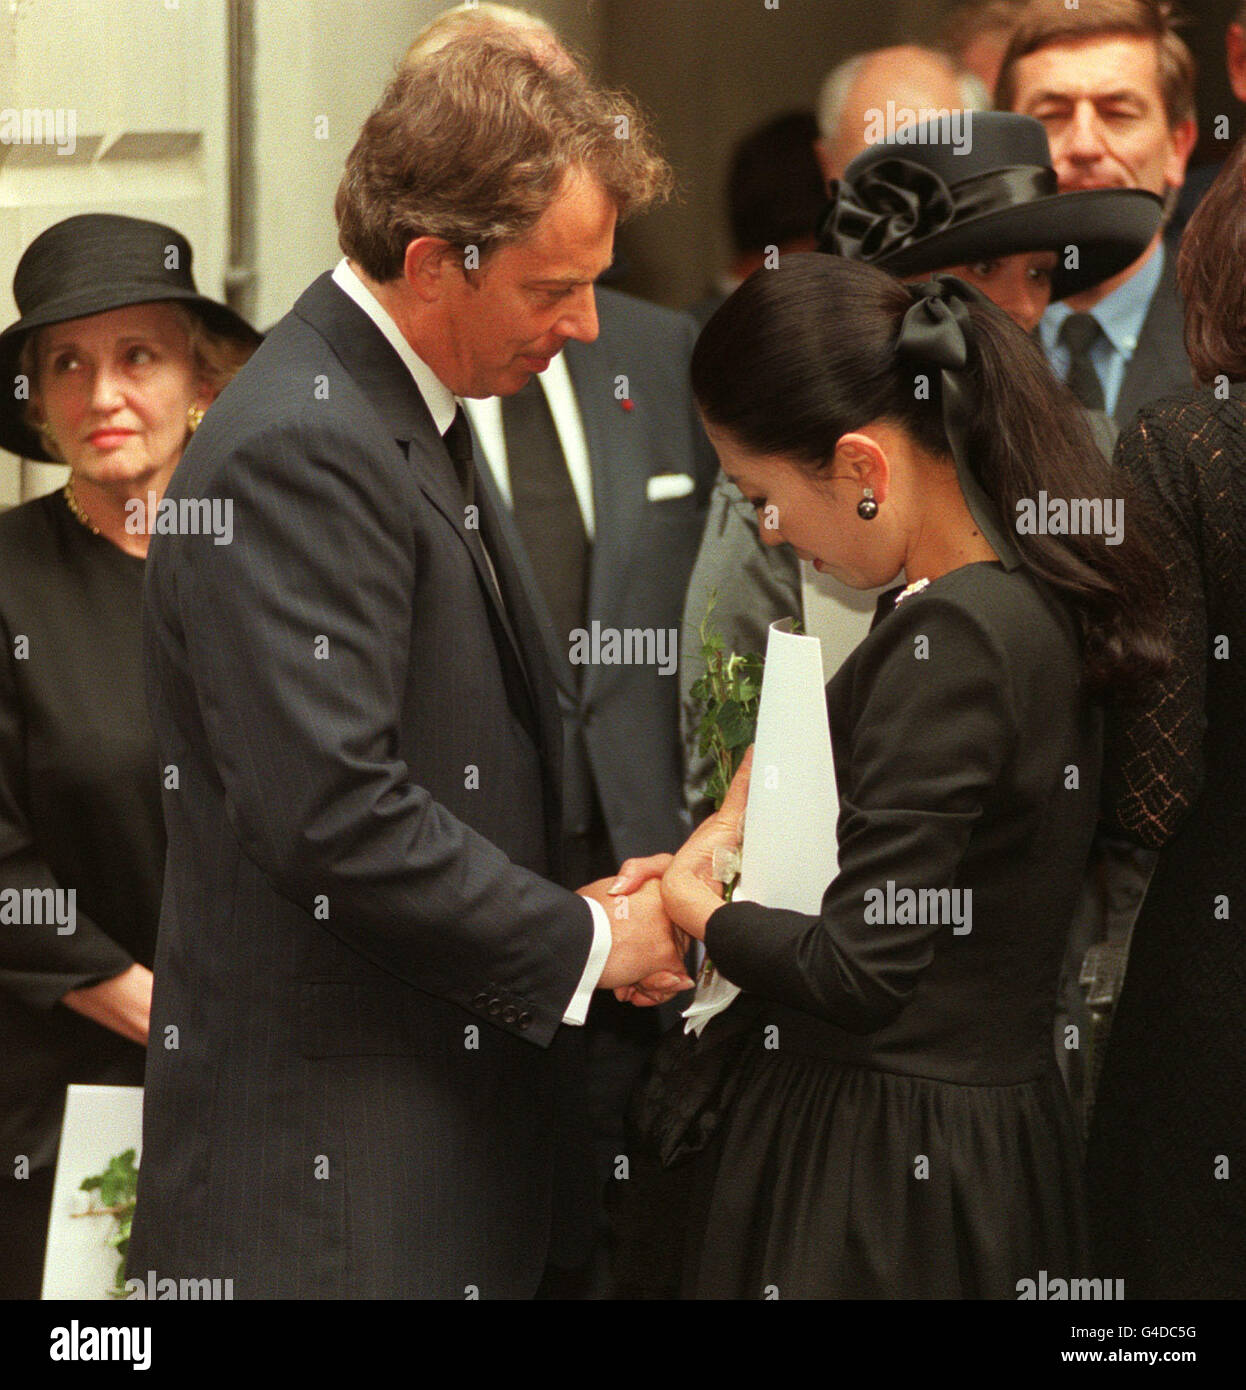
[690,253,1170,695]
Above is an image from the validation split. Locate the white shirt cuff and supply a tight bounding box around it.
[562,896,612,1025]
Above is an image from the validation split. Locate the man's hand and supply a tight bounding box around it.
[61,963,153,1045]
[578,877,693,997]
[601,748,753,1004]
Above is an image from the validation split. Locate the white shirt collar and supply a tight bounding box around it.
[330,258,459,435]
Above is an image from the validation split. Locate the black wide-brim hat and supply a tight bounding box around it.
[0,212,262,461]
[818,112,1162,302]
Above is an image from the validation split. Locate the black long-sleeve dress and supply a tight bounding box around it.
[0,490,164,1298]
[1087,386,1246,1299]
[678,560,1099,1299]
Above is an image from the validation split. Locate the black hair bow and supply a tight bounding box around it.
[895,276,1021,570]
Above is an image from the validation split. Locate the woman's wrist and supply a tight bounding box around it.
[61,963,152,1045]
[673,882,724,941]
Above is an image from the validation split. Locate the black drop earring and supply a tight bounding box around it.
[857,486,878,520]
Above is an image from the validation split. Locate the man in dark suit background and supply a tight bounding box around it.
[408,8,713,884]
[465,278,715,1296]
[127,33,691,1299]
[996,0,1198,428]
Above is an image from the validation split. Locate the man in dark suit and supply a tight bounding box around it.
[996,0,1198,427]
[127,34,689,1299]
[401,12,715,1296]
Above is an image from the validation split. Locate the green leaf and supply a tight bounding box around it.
[716,699,753,749]
[77,1148,138,1298]
[691,594,765,810]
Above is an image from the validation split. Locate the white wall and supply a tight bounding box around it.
[249,0,604,329]
[0,0,229,505]
[0,0,605,504]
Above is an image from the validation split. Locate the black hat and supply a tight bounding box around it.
[818,112,1162,301]
[0,213,261,462]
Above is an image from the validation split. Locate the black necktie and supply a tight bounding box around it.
[1059,313,1106,412]
[501,377,589,661]
[442,405,476,506]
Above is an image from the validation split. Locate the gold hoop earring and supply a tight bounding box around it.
[187,404,205,433]
[36,420,61,459]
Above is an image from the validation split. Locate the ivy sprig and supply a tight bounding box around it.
[76,1147,139,1297]
[689,593,764,815]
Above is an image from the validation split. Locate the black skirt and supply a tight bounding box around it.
[677,1040,1086,1299]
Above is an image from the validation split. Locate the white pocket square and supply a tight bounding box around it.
[646,472,695,502]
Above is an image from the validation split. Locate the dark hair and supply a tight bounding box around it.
[691,254,1170,694]
[941,0,1025,58]
[726,110,825,257]
[336,32,671,281]
[1178,137,1246,384]
[995,0,1196,129]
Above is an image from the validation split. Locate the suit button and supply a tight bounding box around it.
[501,1005,518,1024]
[487,998,502,1016]
[517,1011,532,1029]
[473,992,489,1010]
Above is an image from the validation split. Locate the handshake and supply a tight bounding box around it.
[578,748,752,1008]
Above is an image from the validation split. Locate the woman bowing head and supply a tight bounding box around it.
[619,255,1169,1300]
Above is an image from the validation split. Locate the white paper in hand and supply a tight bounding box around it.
[683,618,840,1035]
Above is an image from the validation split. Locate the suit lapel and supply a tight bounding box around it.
[294,273,556,761]
[405,432,537,716]
[1114,244,1190,428]
[473,481,567,782]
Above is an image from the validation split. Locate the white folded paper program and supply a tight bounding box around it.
[683,618,841,1036]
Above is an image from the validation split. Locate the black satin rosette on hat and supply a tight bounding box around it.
[823,157,958,263]
[817,112,1162,303]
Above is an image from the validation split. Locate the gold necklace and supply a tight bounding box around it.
[62,479,101,536]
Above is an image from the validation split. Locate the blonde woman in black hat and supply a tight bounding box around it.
[0,213,258,1298]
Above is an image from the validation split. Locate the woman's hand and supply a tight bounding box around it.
[607,852,673,896]
[611,747,753,945]
[659,746,752,940]
[608,750,753,1004]
[61,962,153,1045]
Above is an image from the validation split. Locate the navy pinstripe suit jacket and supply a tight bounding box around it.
[128,273,599,1298]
